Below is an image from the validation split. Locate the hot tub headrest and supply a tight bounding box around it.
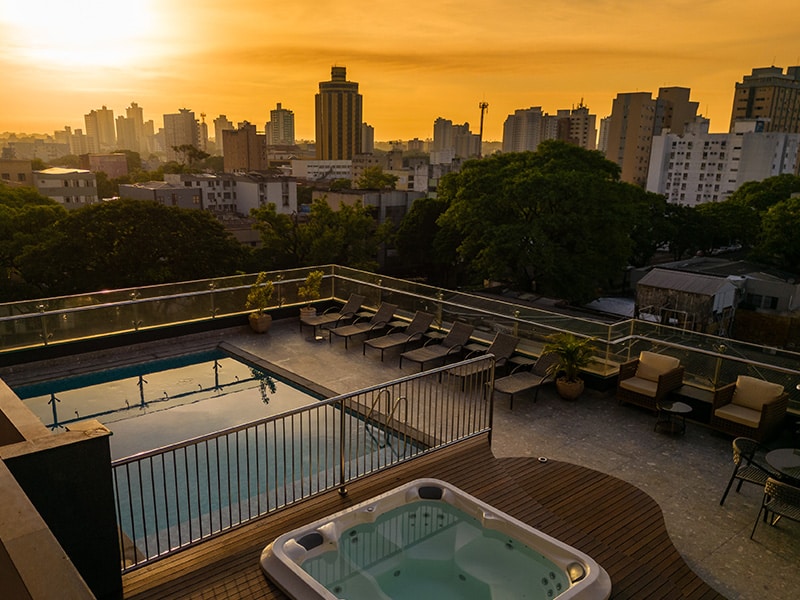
[418,485,444,500]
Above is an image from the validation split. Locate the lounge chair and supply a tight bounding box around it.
[446,332,519,381]
[493,353,559,409]
[299,293,365,337]
[710,375,788,443]
[362,311,435,361]
[616,351,684,412]
[328,303,398,349]
[399,321,474,371]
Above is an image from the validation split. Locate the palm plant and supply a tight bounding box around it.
[542,332,594,383]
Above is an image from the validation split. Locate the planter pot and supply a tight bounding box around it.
[299,306,316,319]
[555,377,584,400]
[248,312,272,334]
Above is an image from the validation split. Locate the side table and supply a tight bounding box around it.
[655,400,692,435]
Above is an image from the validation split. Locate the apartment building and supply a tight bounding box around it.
[315,66,362,160]
[33,167,98,208]
[730,66,800,134]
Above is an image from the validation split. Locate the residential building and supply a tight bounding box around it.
[0,159,33,186]
[33,167,98,208]
[290,159,352,181]
[266,103,295,146]
[1,138,69,161]
[502,102,598,152]
[313,188,425,227]
[730,66,800,133]
[597,116,611,153]
[432,118,480,162]
[647,118,800,205]
[79,153,129,179]
[54,126,90,155]
[605,87,698,186]
[162,172,297,216]
[163,109,200,162]
[361,123,375,154]
[315,66,362,160]
[222,122,265,172]
[118,180,202,210]
[213,115,235,155]
[84,106,116,153]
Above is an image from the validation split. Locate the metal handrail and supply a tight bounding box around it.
[112,354,494,572]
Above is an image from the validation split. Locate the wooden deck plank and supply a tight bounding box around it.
[123,436,724,600]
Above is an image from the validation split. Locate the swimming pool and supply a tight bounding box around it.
[261,478,612,600]
[13,348,323,458]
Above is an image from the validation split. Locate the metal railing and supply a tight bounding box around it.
[3,265,800,408]
[112,354,495,571]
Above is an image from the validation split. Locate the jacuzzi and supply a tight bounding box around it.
[260,478,611,599]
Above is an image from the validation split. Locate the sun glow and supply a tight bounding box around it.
[2,1,158,68]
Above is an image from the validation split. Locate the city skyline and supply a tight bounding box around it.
[2,1,799,142]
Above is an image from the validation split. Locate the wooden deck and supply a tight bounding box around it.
[122,434,725,600]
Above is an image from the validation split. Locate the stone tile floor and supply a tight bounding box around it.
[5,318,800,599]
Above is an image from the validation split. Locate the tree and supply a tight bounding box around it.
[17,200,245,295]
[355,166,398,190]
[329,178,352,191]
[695,200,758,252]
[394,196,457,283]
[250,203,305,269]
[0,185,66,300]
[437,141,633,302]
[171,145,210,168]
[752,196,800,272]
[728,174,800,214]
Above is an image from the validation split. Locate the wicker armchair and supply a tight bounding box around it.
[616,351,685,412]
[710,375,788,443]
[719,437,780,506]
[751,477,800,539]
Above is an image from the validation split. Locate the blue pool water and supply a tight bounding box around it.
[13,349,322,459]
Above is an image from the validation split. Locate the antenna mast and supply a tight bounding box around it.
[478,101,489,157]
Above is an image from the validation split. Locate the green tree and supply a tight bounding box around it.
[17,200,245,295]
[355,166,398,190]
[437,141,633,302]
[627,189,670,268]
[661,203,706,260]
[752,196,800,272]
[52,154,81,168]
[171,145,210,169]
[250,204,305,269]
[695,200,758,252]
[728,174,800,214]
[329,178,352,191]
[0,185,66,300]
[394,196,457,283]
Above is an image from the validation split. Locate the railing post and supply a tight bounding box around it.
[37,303,52,346]
[209,281,218,318]
[338,397,348,496]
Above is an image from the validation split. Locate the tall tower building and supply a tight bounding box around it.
[163,108,200,162]
[267,103,295,146]
[502,107,545,153]
[605,88,697,186]
[222,122,264,172]
[84,106,116,153]
[730,66,800,133]
[315,66,362,160]
[213,115,235,155]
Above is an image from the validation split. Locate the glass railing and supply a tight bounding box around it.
[2,265,800,410]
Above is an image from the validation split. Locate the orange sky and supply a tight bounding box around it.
[1,1,799,142]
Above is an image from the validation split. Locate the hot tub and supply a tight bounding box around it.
[260,478,611,599]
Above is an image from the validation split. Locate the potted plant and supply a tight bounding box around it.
[245,271,275,333]
[542,332,595,400]
[297,270,323,318]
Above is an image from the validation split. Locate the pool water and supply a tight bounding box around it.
[13,349,322,458]
[302,500,570,600]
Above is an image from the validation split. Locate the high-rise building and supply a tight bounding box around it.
[213,115,235,155]
[502,107,545,153]
[502,103,597,153]
[84,106,116,153]
[163,109,200,162]
[315,66,362,160]
[605,87,698,186]
[222,122,265,172]
[267,103,295,146]
[433,118,480,161]
[647,117,800,206]
[361,123,374,154]
[730,66,800,134]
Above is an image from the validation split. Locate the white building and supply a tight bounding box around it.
[163,109,200,162]
[34,168,98,209]
[647,118,800,206]
[290,160,352,181]
[162,173,297,215]
[266,103,295,146]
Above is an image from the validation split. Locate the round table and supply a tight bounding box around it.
[654,400,692,435]
[766,448,800,484]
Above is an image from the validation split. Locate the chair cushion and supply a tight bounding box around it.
[635,351,680,382]
[715,403,761,428]
[619,376,658,398]
[732,375,784,412]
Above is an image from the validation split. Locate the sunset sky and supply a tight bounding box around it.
[1,0,799,142]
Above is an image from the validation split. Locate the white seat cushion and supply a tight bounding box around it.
[635,351,680,382]
[715,403,761,428]
[732,375,783,412]
[619,376,658,398]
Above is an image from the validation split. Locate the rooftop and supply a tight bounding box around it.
[4,318,799,599]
